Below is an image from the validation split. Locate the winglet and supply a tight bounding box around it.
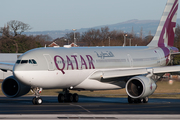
[148,0,179,47]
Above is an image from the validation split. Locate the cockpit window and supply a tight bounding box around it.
[29,59,37,64]
[31,59,37,64]
[16,59,37,64]
[16,60,21,64]
[21,60,28,64]
[29,59,33,64]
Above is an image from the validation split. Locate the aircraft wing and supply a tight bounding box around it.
[90,65,180,80]
[152,66,180,74]
[0,62,15,72]
[171,52,180,55]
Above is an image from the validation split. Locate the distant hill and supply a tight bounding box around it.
[24,18,180,40]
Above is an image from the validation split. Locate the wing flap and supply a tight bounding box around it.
[171,52,180,55]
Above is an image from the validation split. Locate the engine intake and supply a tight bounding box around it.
[126,76,157,99]
[2,76,30,98]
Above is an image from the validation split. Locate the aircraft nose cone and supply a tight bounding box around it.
[13,65,29,85]
[13,69,23,83]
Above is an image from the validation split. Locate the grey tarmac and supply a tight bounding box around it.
[0,95,180,119]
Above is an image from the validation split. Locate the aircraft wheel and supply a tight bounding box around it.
[67,93,73,102]
[32,97,36,105]
[32,97,43,105]
[58,93,65,103]
[134,99,139,103]
[143,97,149,103]
[128,96,134,103]
[73,93,79,102]
[36,97,43,105]
[134,98,143,103]
[138,98,143,103]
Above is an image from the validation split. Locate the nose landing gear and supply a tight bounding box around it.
[31,87,43,105]
[32,97,43,105]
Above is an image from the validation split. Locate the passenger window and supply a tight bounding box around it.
[21,60,28,64]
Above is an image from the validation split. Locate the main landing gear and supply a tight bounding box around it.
[31,88,79,105]
[128,96,148,104]
[58,89,79,103]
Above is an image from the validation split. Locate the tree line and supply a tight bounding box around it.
[0,20,180,54]
[0,20,52,53]
[55,27,153,47]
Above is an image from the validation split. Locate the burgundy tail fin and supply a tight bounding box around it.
[148,0,179,47]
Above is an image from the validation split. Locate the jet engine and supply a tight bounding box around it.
[2,76,30,98]
[126,76,157,99]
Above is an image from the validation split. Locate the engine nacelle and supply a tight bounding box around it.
[2,76,30,98]
[126,76,157,99]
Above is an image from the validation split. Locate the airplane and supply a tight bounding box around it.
[0,0,179,105]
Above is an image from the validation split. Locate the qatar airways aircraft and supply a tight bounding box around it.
[0,0,180,105]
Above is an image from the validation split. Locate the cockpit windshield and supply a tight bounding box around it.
[16,59,37,64]
[21,60,28,64]
[29,59,37,64]
[16,60,21,64]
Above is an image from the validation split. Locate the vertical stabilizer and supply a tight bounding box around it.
[148,0,179,47]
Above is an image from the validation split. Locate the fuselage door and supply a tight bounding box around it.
[127,54,133,67]
[43,54,54,71]
[156,50,163,66]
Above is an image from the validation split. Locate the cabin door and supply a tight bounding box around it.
[43,54,54,71]
[127,54,133,67]
[156,50,163,66]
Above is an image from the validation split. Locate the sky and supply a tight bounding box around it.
[0,0,180,32]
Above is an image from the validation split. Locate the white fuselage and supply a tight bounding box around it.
[13,46,169,90]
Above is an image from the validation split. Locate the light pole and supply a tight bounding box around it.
[123,34,127,46]
[72,29,76,44]
[129,37,133,46]
[108,37,111,46]
[64,39,69,45]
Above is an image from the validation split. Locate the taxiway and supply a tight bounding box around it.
[0,95,179,114]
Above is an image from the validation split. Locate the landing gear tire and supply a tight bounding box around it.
[128,96,148,104]
[58,93,65,103]
[134,98,143,103]
[128,96,134,103]
[36,98,43,105]
[58,89,79,103]
[31,87,43,105]
[32,97,43,105]
[32,97,36,104]
[73,93,79,102]
[66,93,73,102]
[143,97,149,103]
